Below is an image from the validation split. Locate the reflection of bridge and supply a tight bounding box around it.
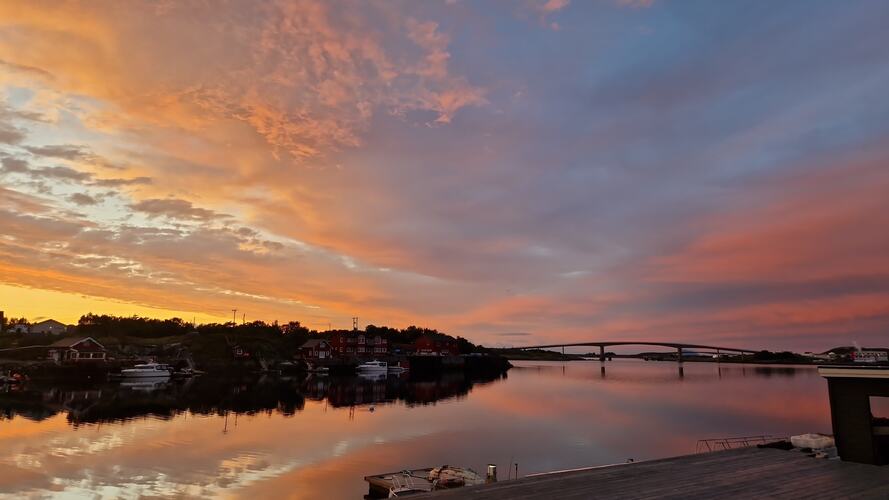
[515,342,758,362]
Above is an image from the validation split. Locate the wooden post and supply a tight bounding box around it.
[599,345,605,362]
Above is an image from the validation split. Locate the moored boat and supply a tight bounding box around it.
[172,367,204,378]
[304,361,330,374]
[118,362,173,379]
[0,371,27,385]
[365,466,485,498]
[357,360,388,373]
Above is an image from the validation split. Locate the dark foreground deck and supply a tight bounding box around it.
[413,447,889,499]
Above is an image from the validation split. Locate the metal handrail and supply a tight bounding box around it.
[696,435,785,453]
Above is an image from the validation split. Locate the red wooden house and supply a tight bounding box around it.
[414,335,459,356]
[329,332,388,356]
[48,337,107,363]
[299,339,333,359]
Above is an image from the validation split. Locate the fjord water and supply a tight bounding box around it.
[0,360,830,499]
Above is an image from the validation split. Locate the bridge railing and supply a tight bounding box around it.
[695,435,785,453]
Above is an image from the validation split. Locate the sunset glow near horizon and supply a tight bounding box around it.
[1,1,887,351]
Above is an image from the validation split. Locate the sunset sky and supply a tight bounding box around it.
[1,0,887,350]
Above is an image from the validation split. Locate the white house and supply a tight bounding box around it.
[9,324,28,334]
[30,319,68,335]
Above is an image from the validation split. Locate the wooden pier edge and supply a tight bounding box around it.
[410,447,889,499]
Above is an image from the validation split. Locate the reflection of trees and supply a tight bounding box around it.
[302,371,505,408]
[0,377,307,425]
[0,370,507,425]
[751,366,800,377]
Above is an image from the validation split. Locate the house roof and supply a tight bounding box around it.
[33,319,66,327]
[49,337,105,349]
[300,339,330,349]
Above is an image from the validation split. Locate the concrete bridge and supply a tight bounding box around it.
[514,341,758,362]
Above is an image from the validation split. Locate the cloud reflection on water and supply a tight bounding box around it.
[0,360,831,498]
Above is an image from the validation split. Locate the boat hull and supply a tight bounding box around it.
[118,372,171,379]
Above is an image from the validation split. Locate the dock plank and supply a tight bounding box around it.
[411,448,889,499]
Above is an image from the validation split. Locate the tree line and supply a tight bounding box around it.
[70,314,481,353]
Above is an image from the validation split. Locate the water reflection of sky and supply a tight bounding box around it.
[0,360,832,499]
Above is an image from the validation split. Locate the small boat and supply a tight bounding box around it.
[118,362,173,379]
[357,360,388,373]
[1,371,27,385]
[172,367,204,378]
[307,364,330,374]
[365,466,485,498]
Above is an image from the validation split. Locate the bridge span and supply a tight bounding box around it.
[513,341,758,362]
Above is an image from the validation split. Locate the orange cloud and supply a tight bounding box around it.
[652,155,889,283]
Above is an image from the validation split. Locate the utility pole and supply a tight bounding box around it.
[242,313,245,324]
[231,309,237,325]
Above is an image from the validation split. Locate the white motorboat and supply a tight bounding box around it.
[119,362,173,379]
[356,360,388,373]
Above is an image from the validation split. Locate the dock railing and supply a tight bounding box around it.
[695,435,785,453]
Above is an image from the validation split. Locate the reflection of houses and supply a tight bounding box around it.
[48,337,107,363]
[30,319,69,335]
[329,332,388,356]
[414,335,458,356]
[326,378,390,407]
[298,339,332,359]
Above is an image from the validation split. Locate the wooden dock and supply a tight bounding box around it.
[412,447,889,499]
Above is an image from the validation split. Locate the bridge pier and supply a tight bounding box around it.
[599,345,605,362]
[677,346,683,363]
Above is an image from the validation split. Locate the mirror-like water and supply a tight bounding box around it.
[0,360,831,499]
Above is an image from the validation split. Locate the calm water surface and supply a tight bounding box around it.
[0,360,831,499]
